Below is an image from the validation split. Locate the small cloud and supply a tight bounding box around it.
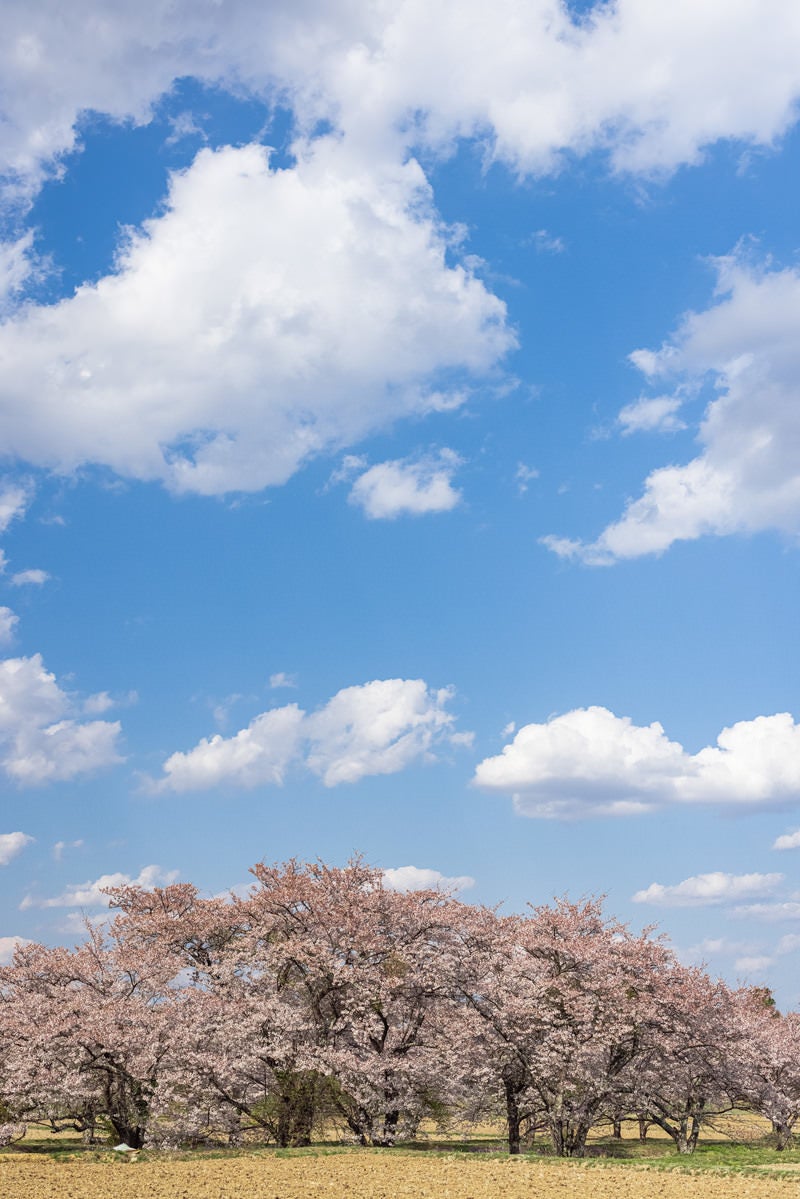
[515,463,539,495]
[0,607,19,645]
[349,450,463,519]
[0,831,34,866]
[165,110,208,146]
[733,901,800,921]
[327,455,368,489]
[777,933,800,955]
[82,690,137,716]
[10,568,49,586]
[211,692,244,729]
[735,955,773,975]
[773,829,800,850]
[269,672,298,690]
[526,229,566,254]
[501,720,516,738]
[383,865,475,893]
[632,872,783,907]
[617,395,687,436]
[52,838,83,861]
[0,480,33,534]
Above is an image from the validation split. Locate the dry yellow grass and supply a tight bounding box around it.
[2,1151,800,1199]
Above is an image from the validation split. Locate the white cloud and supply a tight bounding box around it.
[676,936,758,967]
[82,690,137,716]
[152,677,462,793]
[632,871,783,907]
[0,141,511,497]
[528,230,565,254]
[515,463,540,495]
[21,863,178,910]
[9,568,49,586]
[0,608,19,646]
[0,479,32,532]
[777,933,800,955]
[305,679,458,786]
[473,706,800,818]
[547,253,800,563]
[735,954,774,975]
[0,233,41,308]
[617,395,687,436]
[4,1,800,200]
[383,865,475,893]
[773,829,800,850]
[269,672,297,690]
[0,831,33,865]
[155,704,305,793]
[0,654,123,785]
[0,935,30,964]
[733,901,800,921]
[52,838,83,861]
[349,450,463,519]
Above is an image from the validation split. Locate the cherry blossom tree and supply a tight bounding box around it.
[732,990,800,1150]
[0,922,185,1147]
[631,964,739,1154]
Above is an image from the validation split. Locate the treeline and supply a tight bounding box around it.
[0,858,798,1155]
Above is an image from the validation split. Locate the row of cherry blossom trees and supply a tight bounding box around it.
[0,858,797,1155]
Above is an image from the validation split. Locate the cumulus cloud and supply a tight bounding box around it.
[305,680,458,786]
[617,395,687,436]
[0,831,33,865]
[546,252,800,563]
[349,450,463,519]
[383,865,475,893]
[21,863,179,910]
[155,704,305,793]
[632,871,783,907]
[0,654,123,784]
[0,608,19,646]
[4,0,800,199]
[773,829,800,850]
[473,706,800,818]
[0,935,30,964]
[0,141,511,496]
[151,677,463,793]
[9,568,48,586]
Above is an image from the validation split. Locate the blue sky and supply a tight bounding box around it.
[2,0,800,1002]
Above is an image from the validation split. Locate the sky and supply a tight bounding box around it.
[1,0,800,1005]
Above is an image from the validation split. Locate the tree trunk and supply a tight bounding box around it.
[289,1074,316,1148]
[637,1114,648,1142]
[550,1117,589,1157]
[773,1120,794,1150]
[612,1118,622,1140]
[504,1077,523,1155]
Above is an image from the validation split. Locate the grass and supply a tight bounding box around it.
[6,1115,800,1178]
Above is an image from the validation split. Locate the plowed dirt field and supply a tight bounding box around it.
[3,1151,800,1199]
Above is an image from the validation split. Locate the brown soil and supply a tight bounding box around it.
[2,1151,799,1199]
